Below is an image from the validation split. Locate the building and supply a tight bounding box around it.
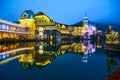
[73,14,97,39]
[19,10,36,39]
[0,10,97,42]
[35,12,61,42]
[0,19,33,42]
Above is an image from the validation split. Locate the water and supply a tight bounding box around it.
[0,41,120,80]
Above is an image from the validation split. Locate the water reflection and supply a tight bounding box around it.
[1,41,120,80]
[106,57,118,73]
[105,53,120,79]
[105,51,120,72]
[0,41,97,69]
[0,43,34,65]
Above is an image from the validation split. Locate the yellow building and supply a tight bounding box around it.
[0,10,97,41]
[60,24,70,34]
[34,11,62,41]
[73,26,85,36]
[19,10,36,39]
[73,14,89,36]
[35,12,55,26]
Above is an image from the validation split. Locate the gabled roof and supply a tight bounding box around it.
[35,11,45,16]
[35,11,54,22]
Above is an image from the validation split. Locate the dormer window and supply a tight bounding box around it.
[22,12,28,18]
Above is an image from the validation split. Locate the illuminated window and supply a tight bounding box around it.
[0,32,2,39]
[0,23,2,30]
[43,20,46,22]
[2,24,6,30]
[6,25,9,30]
[22,12,28,18]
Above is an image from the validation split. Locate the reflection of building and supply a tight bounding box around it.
[59,41,96,63]
[1,41,97,69]
[18,41,97,69]
[35,53,56,68]
[0,43,34,65]
[106,56,120,80]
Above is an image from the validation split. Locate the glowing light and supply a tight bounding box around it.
[0,54,24,65]
[35,59,51,66]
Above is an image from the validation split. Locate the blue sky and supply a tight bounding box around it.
[0,0,120,25]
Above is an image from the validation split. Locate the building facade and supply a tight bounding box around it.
[0,10,97,42]
[0,19,33,41]
[73,14,97,39]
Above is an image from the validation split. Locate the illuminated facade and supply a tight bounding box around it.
[0,19,33,41]
[73,14,97,39]
[0,10,97,41]
[19,10,36,39]
[19,10,97,40]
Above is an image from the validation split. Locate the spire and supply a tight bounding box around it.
[84,13,87,18]
[83,13,88,24]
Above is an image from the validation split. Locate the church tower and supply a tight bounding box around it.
[83,13,88,31]
[83,13,88,25]
[19,10,36,39]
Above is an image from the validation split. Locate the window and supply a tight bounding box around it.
[2,24,6,30]
[6,25,9,30]
[22,12,28,18]
[0,23,2,30]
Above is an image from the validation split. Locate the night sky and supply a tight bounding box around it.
[0,0,120,25]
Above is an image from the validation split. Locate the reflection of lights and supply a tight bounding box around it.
[7,53,9,57]
[57,50,60,55]
[39,50,43,54]
[0,47,34,65]
[97,45,102,48]
[0,47,34,55]
[0,53,10,60]
[0,56,2,60]
[68,49,71,52]
[84,51,88,55]
[40,42,43,45]
[61,50,65,54]
[83,56,88,59]
[81,42,96,63]
[39,45,43,49]
[35,59,51,66]
[92,48,95,53]
[39,45,43,54]
[82,56,88,63]
[0,54,24,65]
[50,41,53,45]
[2,55,7,59]
[82,59,88,63]
[19,54,34,63]
[89,54,92,57]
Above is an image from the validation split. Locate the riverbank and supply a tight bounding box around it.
[104,43,120,54]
